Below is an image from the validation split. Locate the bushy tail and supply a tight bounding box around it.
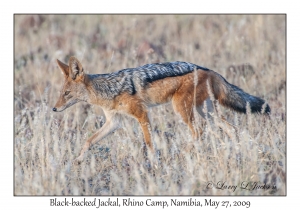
[210,72,271,114]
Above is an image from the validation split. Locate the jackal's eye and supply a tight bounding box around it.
[64,91,71,96]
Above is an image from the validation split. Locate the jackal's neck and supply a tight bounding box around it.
[83,74,118,109]
[86,72,135,102]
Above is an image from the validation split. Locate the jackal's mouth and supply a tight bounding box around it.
[52,105,68,112]
[53,99,80,112]
[52,106,66,112]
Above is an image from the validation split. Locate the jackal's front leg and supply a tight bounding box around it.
[74,113,120,164]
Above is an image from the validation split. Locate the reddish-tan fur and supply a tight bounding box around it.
[53,57,269,163]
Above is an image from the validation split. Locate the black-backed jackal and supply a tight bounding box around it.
[53,57,270,163]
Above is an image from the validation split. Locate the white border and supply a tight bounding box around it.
[4,1,295,209]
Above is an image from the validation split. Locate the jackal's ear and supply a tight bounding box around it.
[56,59,69,77]
[69,56,84,80]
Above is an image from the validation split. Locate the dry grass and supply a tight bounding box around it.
[14,15,285,195]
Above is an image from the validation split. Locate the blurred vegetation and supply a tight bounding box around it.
[14,15,285,195]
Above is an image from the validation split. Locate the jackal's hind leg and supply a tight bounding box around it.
[74,113,120,164]
[172,95,203,139]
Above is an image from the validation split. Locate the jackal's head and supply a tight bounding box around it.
[53,57,90,112]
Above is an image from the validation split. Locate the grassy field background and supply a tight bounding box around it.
[14,15,285,195]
